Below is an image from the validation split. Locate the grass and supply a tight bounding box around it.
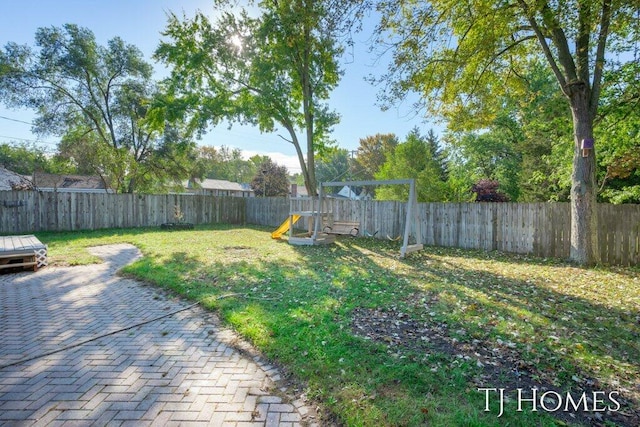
[35,224,640,426]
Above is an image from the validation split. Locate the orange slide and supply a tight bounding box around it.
[271,215,301,239]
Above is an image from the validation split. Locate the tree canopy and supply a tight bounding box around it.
[196,146,267,184]
[354,133,399,181]
[155,0,362,196]
[0,143,74,176]
[250,157,290,197]
[596,61,640,204]
[374,0,639,264]
[315,148,353,193]
[375,128,449,202]
[0,24,197,193]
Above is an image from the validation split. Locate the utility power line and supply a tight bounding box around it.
[0,134,58,145]
[0,115,34,125]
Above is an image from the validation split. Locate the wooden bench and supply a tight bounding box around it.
[0,235,48,272]
[323,221,360,237]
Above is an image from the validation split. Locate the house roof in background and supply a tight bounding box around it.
[33,173,107,190]
[0,167,33,190]
[189,179,252,192]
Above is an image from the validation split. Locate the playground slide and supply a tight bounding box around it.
[271,215,301,239]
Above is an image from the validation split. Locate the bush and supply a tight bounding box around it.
[471,179,509,202]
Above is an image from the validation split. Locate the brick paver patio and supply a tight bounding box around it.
[0,244,317,426]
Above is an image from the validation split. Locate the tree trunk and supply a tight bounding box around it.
[569,86,599,265]
[126,178,135,194]
[285,124,314,197]
[305,129,317,197]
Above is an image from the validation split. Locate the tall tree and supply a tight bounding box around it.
[354,133,399,181]
[375,128,449,202]
[315,148,352,193]
[425,129,448,182]
[250,157,290,197]
[443,62,575,203]
[375,0,639,265]
[0,24,196,193]
[0,143,64,175]
[196,146,263,184]
[446,126,523,202]
[156,1,361,196]
[597,61,640,203]
[507,62,574,202]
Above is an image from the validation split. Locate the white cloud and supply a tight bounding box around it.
[208,145,302,173]
[245,150,302,173]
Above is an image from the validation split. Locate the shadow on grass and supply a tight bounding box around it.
[27,225,640,426]
[341,238,640,425]
[126,235,567,426]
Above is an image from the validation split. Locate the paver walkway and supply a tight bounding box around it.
[0,244,317,426]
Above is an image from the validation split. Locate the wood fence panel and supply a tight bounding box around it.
[54,192,63,231]
[421,203,433,246]
[98,193,108,229]
[431,203,442,246]
[558,203,568,257]
[245,197,288,227]
[194,195,205,225]
[390,201,405,239]
[366,200,376,236]
[542,202,553,257]
[189,195,199,224]
[458,203,470,249]
[444,203,451,247]
[600,203,612,265]
[443,203,456,248]
[151,195,162,226]
[511,203,521,252]
[106,193,115,228]
[459,203,471,249]
[441,203,453,247]
[125,194,135,228]
[514,204,523,253]
[470,204,479,251]
[476,203,490,251]
[598,203,640,265]
[532,203,544,257]
[0,191,249,233]
[547,203,558,257]
[198,195,209,224]
[1,191,639,265]
[559,203,571,258]
[194,195,203,224]
[481,203,492,251]
[500,203,509,253]
[547,203,559,258]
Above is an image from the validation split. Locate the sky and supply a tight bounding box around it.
[0,0,440,173]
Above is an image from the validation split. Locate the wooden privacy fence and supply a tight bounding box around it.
[0,191,245,232]
[1,191,639,265]
[245,197,640,266]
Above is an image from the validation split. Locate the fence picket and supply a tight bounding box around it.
[0,190,638,265]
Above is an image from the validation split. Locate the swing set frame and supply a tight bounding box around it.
[315,179,423,258]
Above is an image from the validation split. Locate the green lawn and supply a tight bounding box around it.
[36,225,640,426]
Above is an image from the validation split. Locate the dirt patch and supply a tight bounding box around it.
[351,305,639,427]
[223,246,253,251]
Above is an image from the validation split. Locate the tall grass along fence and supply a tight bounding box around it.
[1,191,639,265]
